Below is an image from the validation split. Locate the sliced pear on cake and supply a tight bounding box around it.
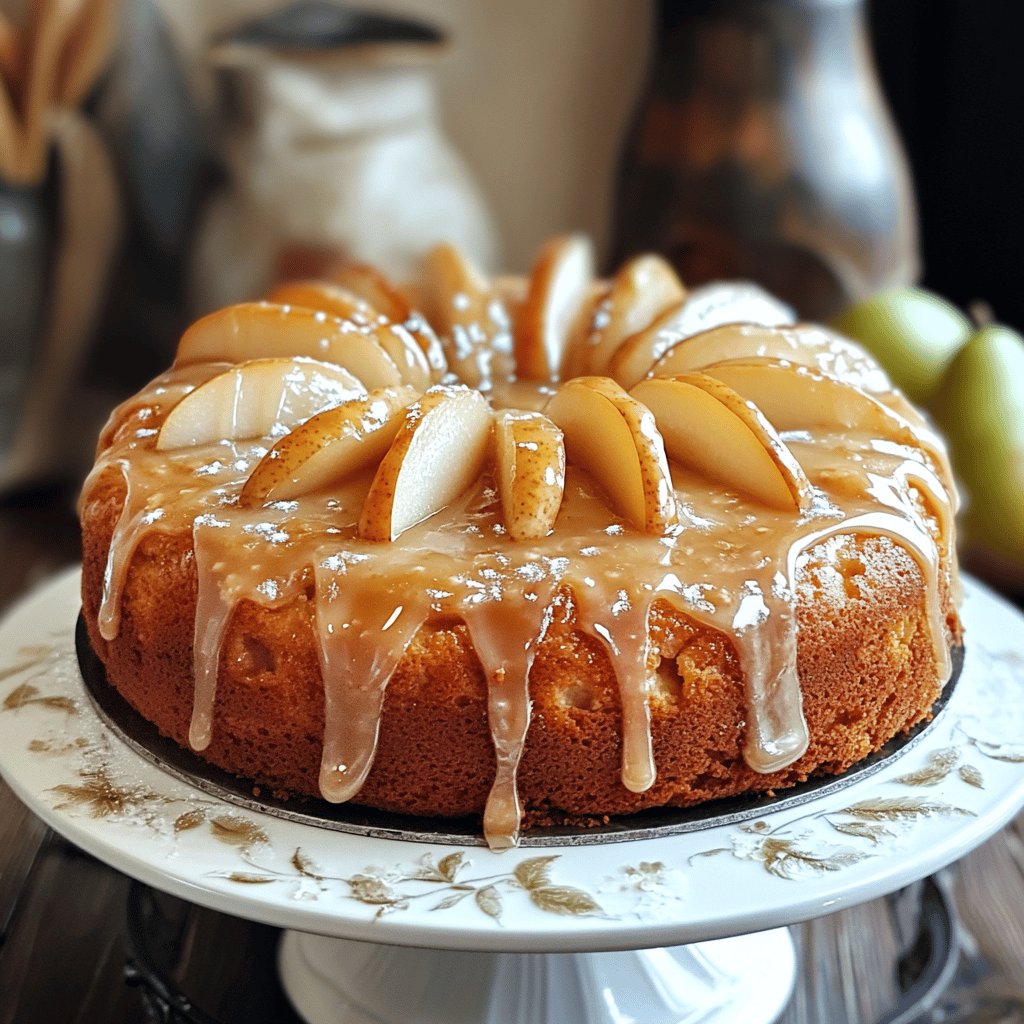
[398,310,449,381]
[239,385,418,506]
[494,410,566,540]
[359,384,494,541]
[700,356,950,476]
[325,262,448,380]
[559,282,612,380]
[367,322,433,393]
[97,363,227,452]
[328,262,415,323]
[265,279,379,323]
[493,274,529,320]
[607,283,795,389]
[545,377,677,533]
[515,235,595,381]
[630,374,812,513]
[175,302,334,365]
[673,281,794,335]
[175,301,423,390]
[650,322,891,394]
[582,254,686,374]
[606,300,692,390]
[419,243,514,388]
[267,282,435,393]
[700,357,910,434]
[156,357,366,450]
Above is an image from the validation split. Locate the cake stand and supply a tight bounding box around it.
[2,568,1024,1024]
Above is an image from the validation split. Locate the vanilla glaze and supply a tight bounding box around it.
[83,363,958,850]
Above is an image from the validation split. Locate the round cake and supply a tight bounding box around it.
[78,237,962,849]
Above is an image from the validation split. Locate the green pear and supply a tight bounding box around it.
[832,287,972,405]
[932,324,1024,567]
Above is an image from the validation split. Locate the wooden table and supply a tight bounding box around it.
[1,486,1022,1023]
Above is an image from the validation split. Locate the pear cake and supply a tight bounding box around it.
[79,237,962,850]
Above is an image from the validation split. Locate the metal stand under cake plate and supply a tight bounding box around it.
[277,929,796,1024]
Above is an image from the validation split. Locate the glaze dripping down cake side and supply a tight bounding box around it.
[78,237,962,850]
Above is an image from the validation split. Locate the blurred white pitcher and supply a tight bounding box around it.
[190,1,498,314]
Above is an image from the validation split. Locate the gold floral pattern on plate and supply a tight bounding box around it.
[692,793,975,880]
[210,849,604,922]
[686,732,1024,881]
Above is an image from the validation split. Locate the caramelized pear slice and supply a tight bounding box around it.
[359,384,494,542]
[397,310,449,381]
[606,300,688,390]
[239,385,418,506]
[700,357,910,434]
[650,322,890,394]
[700,356,952,478]
[545,376,677,533]
[326,263,449,380]
[671,280,794,335]
[174,301,417,390]
[560,281,612,380]
[268,281,435,393]
[328,262,416,323]
[265,279,378,322]
[630,374,812,513]
[156,357,365,450]
[420,243,513,388]
[515,235,595,381]
[493,274,529,321]
[583,254,686,374]
[494,410,566,541]
[608,283,794,389]
[369,322,433,393]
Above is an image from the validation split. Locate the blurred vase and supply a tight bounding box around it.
[93,0,212,381]
[611,0,919,322]
[0,112,121,495]
[0,173,55,459]
[190,1,499,314]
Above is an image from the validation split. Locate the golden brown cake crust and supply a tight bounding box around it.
[80,465,961,822]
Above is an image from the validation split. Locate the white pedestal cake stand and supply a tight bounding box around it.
[2,569,1024,1024]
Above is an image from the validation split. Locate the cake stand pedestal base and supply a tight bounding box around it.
[278,928,797,1024]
